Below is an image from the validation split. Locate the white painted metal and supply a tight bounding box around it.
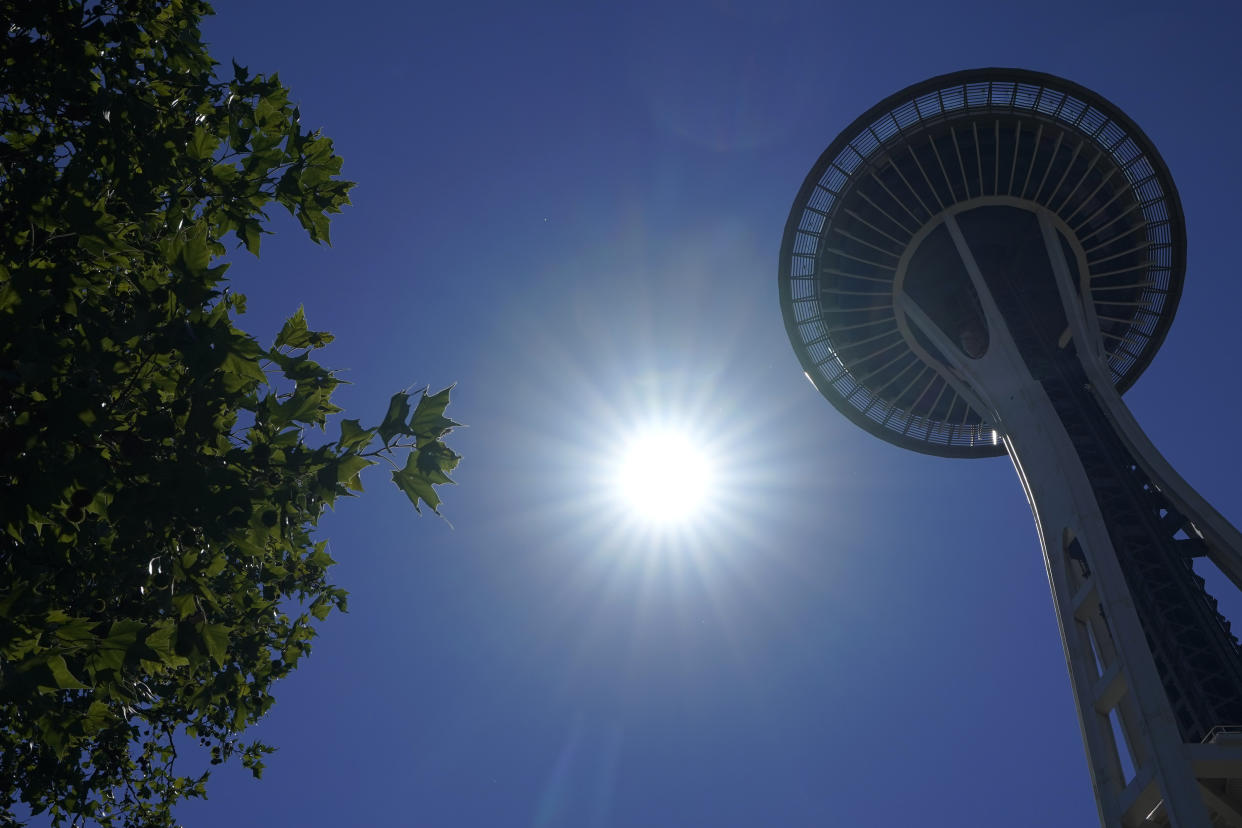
[894,202,1242,827]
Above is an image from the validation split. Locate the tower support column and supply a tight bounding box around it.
[899,208,1242,827]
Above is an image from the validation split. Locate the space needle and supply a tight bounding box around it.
[778,69,1242,827]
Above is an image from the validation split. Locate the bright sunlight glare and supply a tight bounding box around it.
[615,428,716,524]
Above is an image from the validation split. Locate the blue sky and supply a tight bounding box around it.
[177,1,1242,825]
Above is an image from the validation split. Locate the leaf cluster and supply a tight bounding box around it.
[0,2,459,825]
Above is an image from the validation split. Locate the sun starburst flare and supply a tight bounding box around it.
[614,428,716,525]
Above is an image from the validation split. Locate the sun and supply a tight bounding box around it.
[614,427,716,524]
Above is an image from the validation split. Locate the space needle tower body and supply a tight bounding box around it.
[778,69,1242,827]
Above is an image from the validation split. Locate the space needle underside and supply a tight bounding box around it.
[779,70,1242,827]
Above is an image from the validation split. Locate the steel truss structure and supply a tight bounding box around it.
[778,68,1242,827]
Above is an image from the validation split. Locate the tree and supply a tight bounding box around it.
[0,2,460,824]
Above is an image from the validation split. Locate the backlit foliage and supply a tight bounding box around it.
[0,2,459,824]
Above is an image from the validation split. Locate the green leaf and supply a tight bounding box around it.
[306,542,335,569]
[53,618,98,643]
[308,598,332,621]
[392,447,454,514]
[180,223,212,274]
[199,623,232,667]
[188,126,220,160]
[88,621,137,675]
[173,593,198,620]
[277,382,339,425]
[242,741,275,779]
[417,440,461,476]
[409,385,462,442]
[211,161,239,183]
[377,391,411,444]
[300,207,332,244]
[240,218,263,254]
[81,701,113,735]
[220,338,268,392]
[338,418,375,452]
[144,620,178,663]
[274,306,312,349]
[337,454,373,492]
[105,619,146,645]
[45,655,89,690]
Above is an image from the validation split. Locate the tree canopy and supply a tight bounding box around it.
[0,1,459,824]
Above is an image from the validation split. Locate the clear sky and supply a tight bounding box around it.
[177,1,1242,825]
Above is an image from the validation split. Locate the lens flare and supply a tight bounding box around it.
[615,428,714,524]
